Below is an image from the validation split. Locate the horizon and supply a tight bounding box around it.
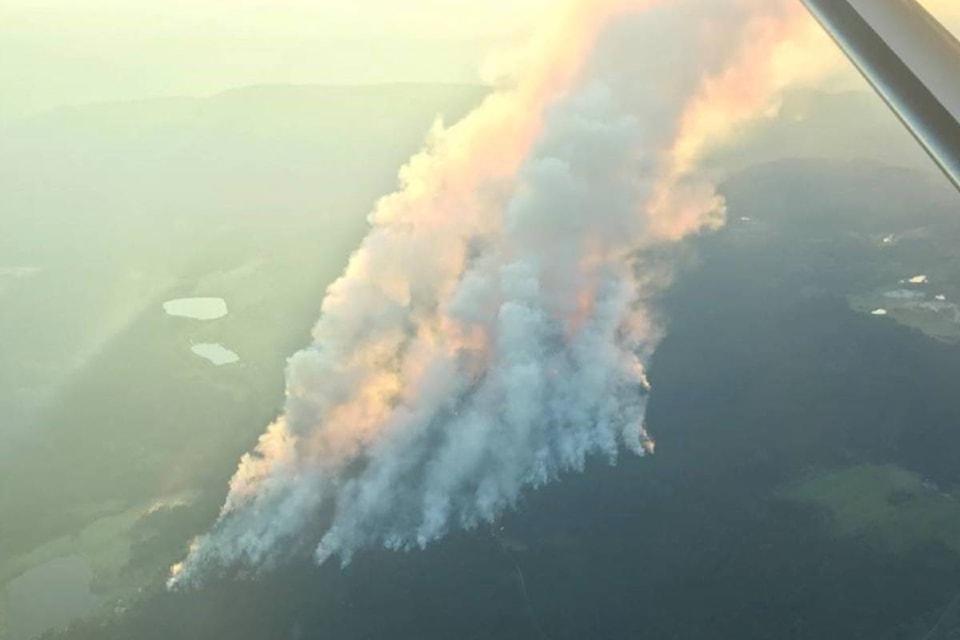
[0,0,549,122]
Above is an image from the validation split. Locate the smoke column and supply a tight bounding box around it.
[169,0,831,588]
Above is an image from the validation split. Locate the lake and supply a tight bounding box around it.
[191,343,240,366]
[162,298,228,320]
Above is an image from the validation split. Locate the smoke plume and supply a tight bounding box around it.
[169,0,828,588]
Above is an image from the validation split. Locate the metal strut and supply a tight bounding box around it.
[801,0,960,192]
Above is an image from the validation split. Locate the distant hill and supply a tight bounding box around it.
[714,87,941,177]
[0,83,488,263]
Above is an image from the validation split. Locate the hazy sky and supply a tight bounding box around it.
[1,0,957,122]
[920,0,960,25]
[0,0,548,119]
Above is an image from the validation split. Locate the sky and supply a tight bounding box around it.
[0,0,548,120]
[921,0,960,25]
[1,0,957,122]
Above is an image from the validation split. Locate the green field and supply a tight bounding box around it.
[786,465,960,554]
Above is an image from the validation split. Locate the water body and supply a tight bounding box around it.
[162,298,228,320]
[4,556,100,640]
[191,343,240,366]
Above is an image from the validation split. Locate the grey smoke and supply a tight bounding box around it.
[169,0,809,588]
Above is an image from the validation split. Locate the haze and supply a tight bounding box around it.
[0,0,548,120]
[5,2,960,640]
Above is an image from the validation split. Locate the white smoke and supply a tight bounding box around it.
[169,0,826,588]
